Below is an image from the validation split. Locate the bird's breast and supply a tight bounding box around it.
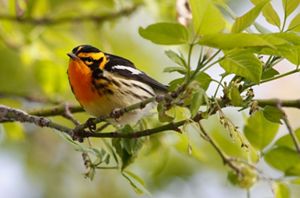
[68,61,100,103]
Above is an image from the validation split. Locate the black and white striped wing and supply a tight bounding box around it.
[105,54,168,93]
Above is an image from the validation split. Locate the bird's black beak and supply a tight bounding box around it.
[67,53,79,60]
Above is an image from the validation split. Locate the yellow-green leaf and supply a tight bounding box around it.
[244,111,279,150]
[261,68,279,79]
[190,88,205,117]
[229,86,243,106]
[251,0,281,28]
[264,147,300,172]
[190,0,225,35]
[282,0,300,17]
[220,49,263,83]
[232,0,270,33]
[273,182,290,198]
[288,13,300,32]
[263,105,284,124]
[199,33,286,50]
[139,22,189,45]
[165,50,186,67]
[194,72,212,90]
[275,128,300,150]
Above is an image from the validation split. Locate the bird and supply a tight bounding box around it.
[67,45,168,125]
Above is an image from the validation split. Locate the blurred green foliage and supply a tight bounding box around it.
[1,0,300,198]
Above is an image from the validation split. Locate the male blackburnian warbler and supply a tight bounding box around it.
[67,45,168,125]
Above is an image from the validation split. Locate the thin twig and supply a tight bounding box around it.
[283,117,300,153]
[0,5,141,26]
[62,103,80,126]
[197,121,241,174]
[277,102,300,154]
[96,123,110,132]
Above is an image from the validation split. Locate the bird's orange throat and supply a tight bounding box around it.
[68,60,99,104]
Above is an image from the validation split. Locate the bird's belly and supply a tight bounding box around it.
[82,88,155,125]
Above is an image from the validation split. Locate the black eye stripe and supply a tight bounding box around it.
[81,57,104,63]
[81,57,94,62]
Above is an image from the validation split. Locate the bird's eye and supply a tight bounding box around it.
[84,57,93,65]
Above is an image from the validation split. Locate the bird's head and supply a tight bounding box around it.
[67,45,108,71]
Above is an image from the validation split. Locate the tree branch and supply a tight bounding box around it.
[0,4,141,25]
[257,98,300,109]
[0,105,73,136]
[0,104,203,139]
[27,98,300,118]
[29,103,83,117]
[1,98,300,141]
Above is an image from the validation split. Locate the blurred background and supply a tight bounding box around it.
[0,0,299,197]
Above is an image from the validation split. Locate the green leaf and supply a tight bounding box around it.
[165,50,186,67]
[273,182,290,198]
[264,147,300,172]
[163,66,186,74]
[262,3,281,28]
[168,77,184,91]
[229,86,243,106]
[251,0,281,28]
[263,105,285,124]
[190,0,225,35]
[199,33,285,50]
[286,164,300,176]
[227,167,257,189]
[122,171,150,195]
[244,110,279,150]
[288,13,300,32]
[282,0,300,17]
[254,36,300,65]
[190,88,205,117]
[273,32,300,45]
[220,49,263,83]
[232,0,270,33]
[277,45,300,65]
[194,72,212,90]
[261,68,279,79]
[157,102,175,122]
[275,128,300,150]
[112,128,144,170]
[139,22,188,45]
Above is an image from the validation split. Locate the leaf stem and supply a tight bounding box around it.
[244,68,300,89]
[281,2,288,32]
[186,43,195,80]
[213,76,225,98]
